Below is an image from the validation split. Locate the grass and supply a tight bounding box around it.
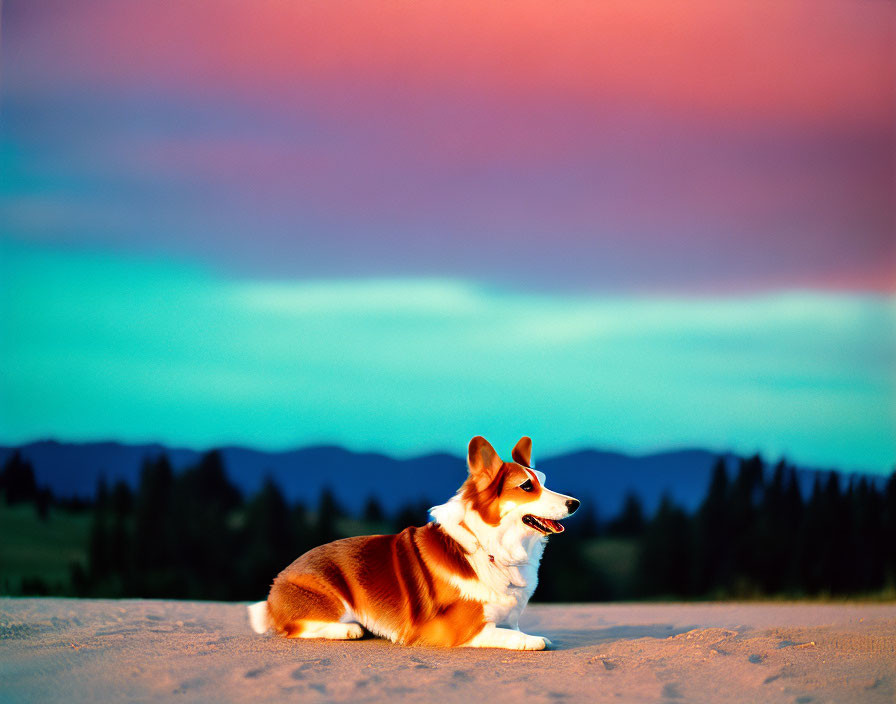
[583,538,639,583]
[0,501,91,595]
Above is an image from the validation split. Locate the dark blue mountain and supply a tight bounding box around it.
[0,440,882,518]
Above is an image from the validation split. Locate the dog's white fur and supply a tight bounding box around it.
[247,600,271,634]
[429,468,575,648]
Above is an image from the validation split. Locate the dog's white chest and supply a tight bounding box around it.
[449,558,539,627]
[485,582,537,627]
[428,495,550,628]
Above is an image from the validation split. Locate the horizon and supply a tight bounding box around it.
[2,435,891,478]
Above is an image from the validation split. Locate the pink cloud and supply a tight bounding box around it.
[4,0,893,293]
[9,0,892,130]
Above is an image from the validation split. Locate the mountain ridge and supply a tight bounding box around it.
[0,440,884,517]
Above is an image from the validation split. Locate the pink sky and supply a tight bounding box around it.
[3,0,894,292]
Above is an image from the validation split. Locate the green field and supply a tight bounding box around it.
[0,502,90,595]
[0,497,646,599]
[583,537,639,589]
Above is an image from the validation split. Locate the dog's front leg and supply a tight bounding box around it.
[495,613,520,631]
[464,623,551,650]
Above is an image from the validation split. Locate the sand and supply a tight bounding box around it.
[1,599,894,703]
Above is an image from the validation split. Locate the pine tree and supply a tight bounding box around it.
[573,504,600,540]
[728,455,764,594]
[822,471,848,593]
[796,473,843,594]
[882,470,896,588]
[850,477,884,592]
[781,467,805,590]
[133,455,175,596]
[108,481,134,589]
[362,496,386,524]
[290,500,313,558]
[241,477,293,597]
[637,494,691,597]
[0,452,38,505]
[393,500,431,531]
[172,450,242,598]
[314,488,342,546]
[693,457,731,595]
[607,493,646,538]
[88,477,110,584]
[756,459,790,593]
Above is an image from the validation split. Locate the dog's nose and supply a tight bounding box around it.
[566,499,580,514]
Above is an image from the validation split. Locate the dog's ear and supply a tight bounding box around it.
[511,436,532,467]
[467,436,503,485]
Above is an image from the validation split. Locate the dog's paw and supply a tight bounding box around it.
[295,621,365,640]
[464,625,552,650]
[512,632,550,650]
[343,623,364,640]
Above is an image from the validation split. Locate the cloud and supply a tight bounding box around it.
[2,0,893,292]
[2,243,893,470]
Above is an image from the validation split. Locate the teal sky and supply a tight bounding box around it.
[2,241,893,472]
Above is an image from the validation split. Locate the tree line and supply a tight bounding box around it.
[2,450,895,601]
[538,456,896,601]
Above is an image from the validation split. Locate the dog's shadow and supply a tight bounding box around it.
[544,624,699,651]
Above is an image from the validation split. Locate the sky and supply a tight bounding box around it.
[1,0,894,471]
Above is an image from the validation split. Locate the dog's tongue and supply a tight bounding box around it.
[543,518,564,533]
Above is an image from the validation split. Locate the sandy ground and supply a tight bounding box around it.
[1,599,894,703]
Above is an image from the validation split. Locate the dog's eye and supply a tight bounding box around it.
[518,479,534,492]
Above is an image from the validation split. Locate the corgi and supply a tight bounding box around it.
[247,435,579,649]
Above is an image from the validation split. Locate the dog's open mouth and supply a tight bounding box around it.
[522,514,565,535]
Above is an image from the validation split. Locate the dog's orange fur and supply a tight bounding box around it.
[268,523,486,646]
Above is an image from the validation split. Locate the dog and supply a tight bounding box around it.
[247,435,579,649]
